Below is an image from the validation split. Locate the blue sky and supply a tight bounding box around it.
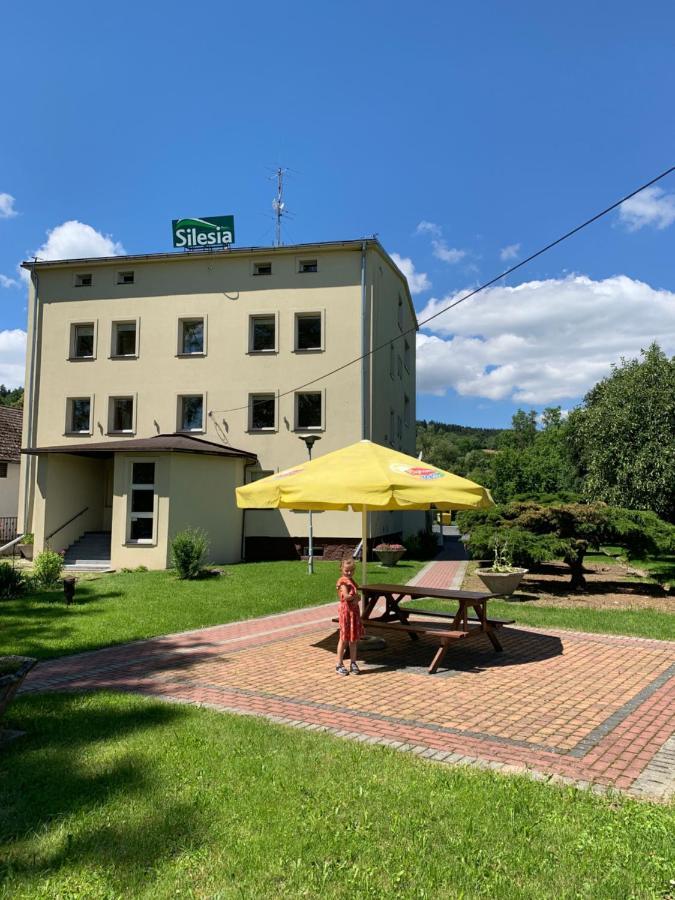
[2,0,674,427]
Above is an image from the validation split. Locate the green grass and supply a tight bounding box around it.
[1,692,673,899]
[0,560,426,661]
[591,549,675,589]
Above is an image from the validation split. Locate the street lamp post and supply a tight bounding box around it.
[298,435,321,574]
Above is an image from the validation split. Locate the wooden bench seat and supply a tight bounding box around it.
[400,607,515,627]
[332,616,473,640]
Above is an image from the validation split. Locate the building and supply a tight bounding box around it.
[0,406,22,544]
[19,238,418,568]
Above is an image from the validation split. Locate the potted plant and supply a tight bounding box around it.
[475,536,528,596]
[374,542,406,567]
[18,533,34,561]
[0,656,37,732]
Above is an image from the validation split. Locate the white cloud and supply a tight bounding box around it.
[431,239,466,264]
[0,274,19,289]
[0,193,17,219]
[416,274,675,404]
[0,329,26,388]
[415,220,442,237]
[20,220,126,282]
[499,243,520,262]
[618,186,675,231]
[390,253,431,294]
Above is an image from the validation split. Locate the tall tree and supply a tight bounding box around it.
[0,385,23,408]
[567,344,675,521]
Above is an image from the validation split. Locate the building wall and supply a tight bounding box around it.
[0,461,20,520]
[32,454,106,553]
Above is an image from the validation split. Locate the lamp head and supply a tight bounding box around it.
[298,434,321,453]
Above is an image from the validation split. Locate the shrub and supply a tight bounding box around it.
[33,550,64,587]
[403,529,439,560]
[170,528,209,580]
[0,562,26,600]
[374,543,405,552]
[21,533,34,545]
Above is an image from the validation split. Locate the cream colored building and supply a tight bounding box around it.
[0,406,22,545]
[19,239,418,569]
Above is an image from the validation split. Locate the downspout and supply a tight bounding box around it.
[360,241,368,440]
[22,264,40,533]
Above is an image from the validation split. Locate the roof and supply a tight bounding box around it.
[0,407,22,463]
[22,432,257,461]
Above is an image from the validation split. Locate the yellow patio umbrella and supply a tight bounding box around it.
[236,439,494,586]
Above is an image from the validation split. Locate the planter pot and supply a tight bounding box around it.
[475,568,528,596]
[374,550,406,567]
[0,656,38,723]
[18,545,33,561]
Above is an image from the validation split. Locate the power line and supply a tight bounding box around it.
[209,164,675,417]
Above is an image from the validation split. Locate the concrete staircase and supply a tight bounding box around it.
[63,531,112,571]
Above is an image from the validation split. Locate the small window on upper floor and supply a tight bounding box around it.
[295,313,322,352]
[70,323,95,359]
[67,397,92,434]
[179,318,205,355]
[295,391,322,430]
[253,261,272,276]
[178,394,205,432]
[75,273,92,287]
[117,271,135,285]
[249,393,276,431]
[246,468,274,484]
[109,396,135,434]
[112,321,137,358]
[249,315,276,352]
[298,259,318,273]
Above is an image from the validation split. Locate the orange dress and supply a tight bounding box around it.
[336,575,364,642]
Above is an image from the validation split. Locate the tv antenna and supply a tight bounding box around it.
[272,167,288,247]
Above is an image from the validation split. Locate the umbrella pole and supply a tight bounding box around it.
[361,508,368,590]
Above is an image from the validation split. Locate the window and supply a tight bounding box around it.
[404,338,411,371]
[253,261,272,276]
[112,321,137,357]
[67,398,91,434]
[109,396,134,433]
[117,271,135,285]
[179,318,205,355]
[404,394,411,427]
[389,344,395,379]
[75,273,92,287]
[295,392,322,430]
[178,395,204,432]
[0,462,7,478]
[246,468,273,484]
[298,259,317,273]
[128,461,155,543]
[397,294,404,330]
[249,393,276,431]
[295,313,322,351]
[71,323,95,359]
[249,315,276,352]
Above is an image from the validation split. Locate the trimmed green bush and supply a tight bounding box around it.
[33,550,64,587]
[0,562,26,600]
[170,528,209,580]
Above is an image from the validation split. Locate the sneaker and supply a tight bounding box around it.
[350,662,361,675]
[335,664,349,676]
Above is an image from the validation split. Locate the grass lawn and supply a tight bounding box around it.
[0,560,426,661]
[1,692,673,900]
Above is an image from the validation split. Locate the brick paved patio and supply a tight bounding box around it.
[22,560,675,802]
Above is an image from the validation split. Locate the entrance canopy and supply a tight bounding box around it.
[22,433,257,461]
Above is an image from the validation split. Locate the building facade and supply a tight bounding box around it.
[19,239,418,568]
[0,406,22,544]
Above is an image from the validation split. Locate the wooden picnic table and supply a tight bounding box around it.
[359,583,513,674]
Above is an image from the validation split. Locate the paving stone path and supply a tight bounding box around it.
[23,559,675,802]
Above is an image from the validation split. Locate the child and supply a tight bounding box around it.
[335,557,364,676]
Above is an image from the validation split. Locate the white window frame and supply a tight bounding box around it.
[107,394,137,435]
[68,320,97,361]
[252,260,272,276]
[177,316,207,357]
[293,309,325,353]
[246,467,274,484]
[297,258,318,274]
[176,393,206,433]
[126,458,158,546]
[110,318,140,359]
[294,389,325,432]
[65,396,94,436]
[117,270,135,285]
[74,272,92,288]
[248,312,279,354]
[248,392,277,433]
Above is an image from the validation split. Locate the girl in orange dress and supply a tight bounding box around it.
[336,557,364,675]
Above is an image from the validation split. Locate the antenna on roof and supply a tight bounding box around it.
[272,167,288,247]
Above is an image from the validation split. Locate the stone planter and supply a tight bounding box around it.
[475,568,528,596]
[0,656,38,724]
[18,545,33,561]
[374,549,406,567]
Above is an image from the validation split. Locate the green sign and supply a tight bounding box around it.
[172,215,235,249]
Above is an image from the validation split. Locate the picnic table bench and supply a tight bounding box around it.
[356,583,514,674]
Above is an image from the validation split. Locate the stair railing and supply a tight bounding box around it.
[45,507,89,543]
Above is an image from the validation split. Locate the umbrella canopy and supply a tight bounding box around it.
[236,440,494,511]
